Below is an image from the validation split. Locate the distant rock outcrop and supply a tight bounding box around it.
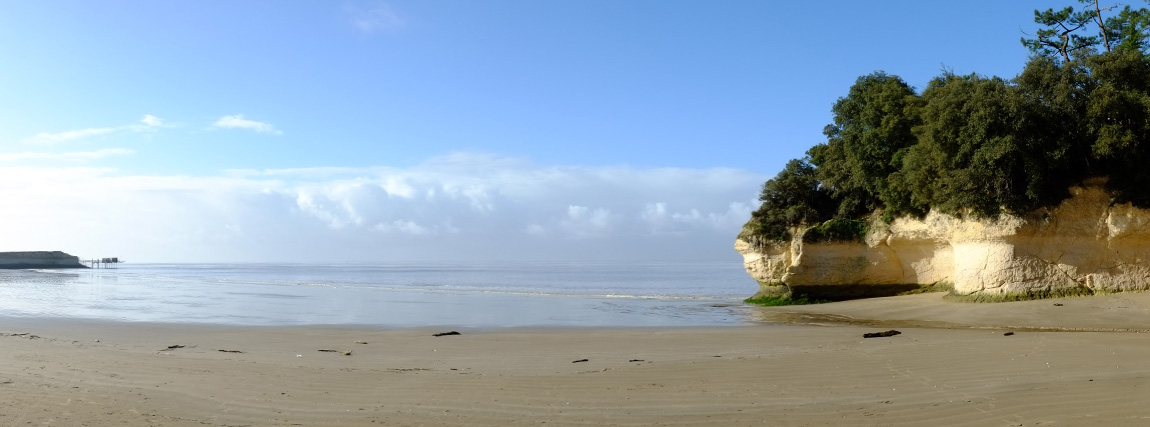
[735,179,1150,301]
[0,251,87,269]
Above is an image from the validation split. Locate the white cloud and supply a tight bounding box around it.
[140,115,163,127]
[0,153,767,262]
[212,114,282,135]
[382,177,415,198]
[641,202,668,222]
[640,200,757,234]
[559,205,614,238]
[26,115,165,144]
[346,2,406,34]
[27,128,116,144]
[0,148,134,162]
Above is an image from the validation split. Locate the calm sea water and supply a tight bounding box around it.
[0,262,761,327]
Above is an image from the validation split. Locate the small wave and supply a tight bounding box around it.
[224,291,308,299]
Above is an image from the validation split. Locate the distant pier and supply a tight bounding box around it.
[85,257,122,268]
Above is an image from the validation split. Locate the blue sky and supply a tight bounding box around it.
[0,1,1056,262]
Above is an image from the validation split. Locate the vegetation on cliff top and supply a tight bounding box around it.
[748,1,1150,242]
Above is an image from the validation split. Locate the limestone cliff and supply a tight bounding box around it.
[735,179,1150,300]
[0,251,87,269]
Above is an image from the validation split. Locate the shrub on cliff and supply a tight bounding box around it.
[801,218,868,243]
[747,158,833,241]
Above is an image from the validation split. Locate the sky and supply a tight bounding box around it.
[0,0,1060,262]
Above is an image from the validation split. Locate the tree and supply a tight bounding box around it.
[1013,55,1094,203]
[1081,0,1118,52]
[1084,50,1150,204]
[748,158,833,241]
[1022,6,1099,62]
[899,73,1076,217]
[1106,4,1150,53]
[816,72,921,218]
[1025,1,1150,59]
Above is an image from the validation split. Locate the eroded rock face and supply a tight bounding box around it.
[735,179,1150,299]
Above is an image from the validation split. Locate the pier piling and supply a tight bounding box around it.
[86,257,121,268]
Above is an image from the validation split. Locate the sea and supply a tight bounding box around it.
[0,262,763,328]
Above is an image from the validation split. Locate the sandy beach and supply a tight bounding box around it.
[2,292,1150,426]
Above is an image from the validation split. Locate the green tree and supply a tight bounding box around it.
[1081,0,1117,52]
[1022,6,1100,61]
[748,158,833,241]
[901,73,1069,217]
[1084,51,1150,204]
[1106,4,1150,53]
[816,72,921,218]
[1013,55,1094,197]
[1025,1,1150,58]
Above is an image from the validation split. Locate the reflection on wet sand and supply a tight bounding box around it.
[750,309,974,329]
[749,303,1150,333]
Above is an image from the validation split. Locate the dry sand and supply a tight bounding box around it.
[2,292,1150,426]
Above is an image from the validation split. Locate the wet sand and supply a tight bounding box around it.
[1,292,1150,426]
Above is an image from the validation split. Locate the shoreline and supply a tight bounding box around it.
[2,293,1150,425]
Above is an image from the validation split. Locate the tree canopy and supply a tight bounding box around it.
[748,1,1150,242]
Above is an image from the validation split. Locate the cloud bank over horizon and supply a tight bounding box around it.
[0,153,765,263]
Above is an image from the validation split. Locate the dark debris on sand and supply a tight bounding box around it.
[863,330,901,338]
